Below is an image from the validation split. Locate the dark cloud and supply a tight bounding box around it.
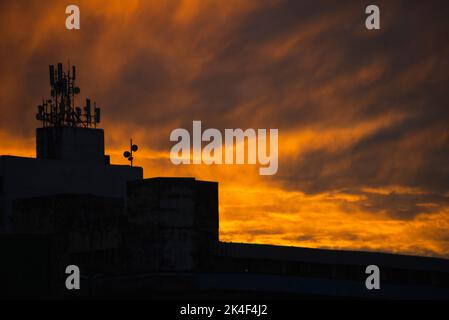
[1,0,449,255]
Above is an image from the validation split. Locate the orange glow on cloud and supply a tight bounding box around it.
[1,0,449,259]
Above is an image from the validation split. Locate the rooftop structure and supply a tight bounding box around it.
[0,63,448,299]
[0,63,142,231]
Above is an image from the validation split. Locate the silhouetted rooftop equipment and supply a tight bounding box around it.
[123,139,138,167]
[36,63,101,128]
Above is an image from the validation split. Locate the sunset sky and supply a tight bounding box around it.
[1,0,448,258]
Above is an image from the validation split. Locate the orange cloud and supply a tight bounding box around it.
[1,0,449,259]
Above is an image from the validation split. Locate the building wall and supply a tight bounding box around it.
[125,178,218,273]
[0,234,58,298]
[2,175,449,299]
[12,194,125,275]
[210,242,449,294]
[0,155,143,231]
[36,127,106,165]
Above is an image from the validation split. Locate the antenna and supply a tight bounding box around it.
[123,139,139,167]
[36,62,102,128]
[94,105,101,125]
[85,98,91,124]
[57,63,63,81]
[49,65,55,86]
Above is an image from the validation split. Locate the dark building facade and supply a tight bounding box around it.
[1,64,449,299]
[0,126,142,231]
[125,178,218,273]
[3,178,449,299]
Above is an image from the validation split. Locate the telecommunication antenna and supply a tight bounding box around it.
[123,139,139,167]
[36,62,101,128]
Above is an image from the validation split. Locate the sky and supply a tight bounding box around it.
[1,0,448,258]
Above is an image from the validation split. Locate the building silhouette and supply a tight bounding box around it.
[1,64,448,299]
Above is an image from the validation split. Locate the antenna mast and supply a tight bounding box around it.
[123,139,139,167]
[36,63,101,128]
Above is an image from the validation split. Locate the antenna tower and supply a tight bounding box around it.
[36,63,101,128]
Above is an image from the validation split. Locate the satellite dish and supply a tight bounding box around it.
[123,138,138,166]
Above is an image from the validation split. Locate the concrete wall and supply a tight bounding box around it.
[125,178,218,273]
[0,234,57,298]
[36,127,106,165]
[0,155,143,231]
[12,194,125,275]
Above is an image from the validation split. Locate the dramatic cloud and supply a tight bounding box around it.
[1,0,448,257]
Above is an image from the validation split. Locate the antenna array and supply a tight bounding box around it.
[36,63,101,128]
[123,139,139,167]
